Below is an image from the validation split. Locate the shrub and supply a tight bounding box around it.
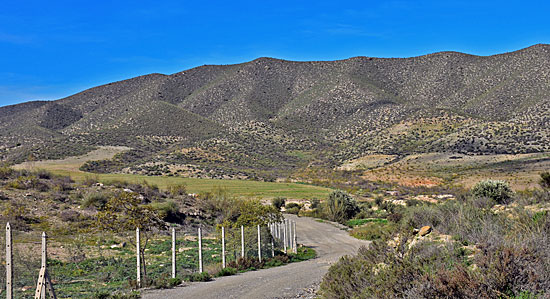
[310,199,321,209]
[168,184,187,196]
[471,180,513,204]
[187,272,212,282]
[285,206,301,215]
[271,197,286,210]
[350,222,394,241]
[149,200,183,222]
[226,257,264,271]
[216,267,237,277]
[151,274,181,289]
[324,190,359,223]
[0,164,14,180]
[83,192,110,209]
[540,172,550,189]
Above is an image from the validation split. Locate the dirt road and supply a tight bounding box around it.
[144,215,369,299]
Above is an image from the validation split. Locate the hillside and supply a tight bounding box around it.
[1,44,549,181]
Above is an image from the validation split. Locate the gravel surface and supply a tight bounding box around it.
[143,215,369,299]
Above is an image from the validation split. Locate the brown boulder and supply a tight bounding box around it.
[418,226,432,237]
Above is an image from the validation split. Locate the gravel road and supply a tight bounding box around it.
[144,215,369,299]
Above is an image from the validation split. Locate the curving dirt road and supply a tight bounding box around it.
[144,215,369,299]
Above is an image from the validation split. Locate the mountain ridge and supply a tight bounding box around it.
[1,44,549,180]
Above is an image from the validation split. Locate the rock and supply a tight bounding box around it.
[110,242,126,249]
[418,226,432,237]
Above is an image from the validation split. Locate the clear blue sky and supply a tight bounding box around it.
[1,0,549,106]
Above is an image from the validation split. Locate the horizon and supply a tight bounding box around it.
[2,0,549,106]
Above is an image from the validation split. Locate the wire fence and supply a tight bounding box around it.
[1,218,298,298]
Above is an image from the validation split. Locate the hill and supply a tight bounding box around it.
[1,45,549,181]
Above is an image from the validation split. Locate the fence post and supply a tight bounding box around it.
[198,227,203,273]
[257,225,261,262]
[136,228,141,288]
[270,226,275,258]
[222,227,226,268]
[41,232,46,299]
[293,221,297,254]
[171,227,176,279]
[241,225,245,258]
[6,223,12,299]
[283,220,287,253]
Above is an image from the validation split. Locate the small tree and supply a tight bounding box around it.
[96,192,166,283]
[271,197,286,211]
[471,180,513,204]
[324,190,359,223]
[540,172,550,189]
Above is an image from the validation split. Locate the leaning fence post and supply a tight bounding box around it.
[241,225,245,258]
[198,227,203,273]
[136,228,141,288]
[257,225,262,262]
[6,223,12,299]
[222,226,226,268]
[171,227,176,279]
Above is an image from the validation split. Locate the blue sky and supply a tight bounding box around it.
[1,0,549,106]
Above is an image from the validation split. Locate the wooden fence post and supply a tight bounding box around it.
[198,227,203,273]
[257,225,261,262]
[136,228,141,288]
[171,227,176,279]
[222,227,226,268]
[34,232,56,299]
[241,225,245,258]
[6,222,12,299]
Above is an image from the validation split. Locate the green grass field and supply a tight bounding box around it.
[12,146,332,200]
[21,166,331,200]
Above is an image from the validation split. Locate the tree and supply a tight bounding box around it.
[96,192,166,283]
[324,190,359,223]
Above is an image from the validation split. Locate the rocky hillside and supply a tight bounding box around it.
[1,44,549,180]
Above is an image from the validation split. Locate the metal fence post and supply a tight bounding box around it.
[293,220,297,254]
[171,227,176,279]
[136,228,141,288]
[6,223,12,299]
[257,225,261,262]
[222,227,226,268]
[241,225,245,258]
[198,227,203,273]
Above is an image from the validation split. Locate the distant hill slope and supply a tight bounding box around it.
[1,44,549,180]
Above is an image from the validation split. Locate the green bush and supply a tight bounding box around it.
[187,272,212,282]
[216,267,237,277]
[226,257,264,271]
[471,180,513,204]
[82,192,110,209]
[540,172,550,189]
[324,190,359,223]
[271,197,286,210]
[0,164,14,180]
[350,222,394,241]
[168,184,187,196]
[285,206,301,215]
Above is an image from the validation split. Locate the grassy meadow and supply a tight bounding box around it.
[13,146,331,200]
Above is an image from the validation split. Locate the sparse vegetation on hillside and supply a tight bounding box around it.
[320,181,550,298]
[2,46,549,181]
